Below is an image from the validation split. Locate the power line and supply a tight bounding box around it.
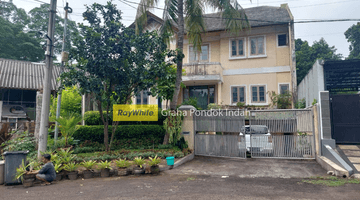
[291,0,359,9]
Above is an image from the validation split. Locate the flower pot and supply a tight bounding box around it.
[55,173,62,181]
[23,173,36,180]
[22,178,34,188]
[100,169,110,177]
[117,168,129,176]
[150,166,160,175]
[133,167,145,175]
[67,171,78,180]
[83,170,93,179]
[166,157,174,166]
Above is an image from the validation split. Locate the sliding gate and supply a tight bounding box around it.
[194,110,246,158]
[249,109,315,159]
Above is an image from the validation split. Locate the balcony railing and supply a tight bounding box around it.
[183,62,223,76]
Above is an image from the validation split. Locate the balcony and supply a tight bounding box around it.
[182,62,223,84]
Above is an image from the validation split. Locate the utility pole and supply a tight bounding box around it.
[38,0,57,159]
[54,2,72,145]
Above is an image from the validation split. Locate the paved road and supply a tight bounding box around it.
[167,156,327,178]
[1,173,360,200]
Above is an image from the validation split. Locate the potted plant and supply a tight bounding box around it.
[133,157,145,175]
[81,160,96,179]
[98,161,112,177]
[115,159,131,176]
[148,156,161,175]
[54,163,63,181]
[63,162,78,180]
[15,160,34,188]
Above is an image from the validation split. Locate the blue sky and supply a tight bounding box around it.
[13,0,360,58]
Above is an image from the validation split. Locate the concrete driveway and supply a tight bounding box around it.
[166,156,327,178]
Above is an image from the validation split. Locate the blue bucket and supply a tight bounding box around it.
[166,156,175,166]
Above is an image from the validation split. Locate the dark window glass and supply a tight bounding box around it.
[239,87,245,102]
[22,90,36,102]
[232,87,238,103]
[136,92,141,104]
[280,84,289,94]
[259,86,265,102]
[238,40,244,55]
[278,34,287,46]
[9,89,22,102]
[209,86,215,103]
[252,87,258,102]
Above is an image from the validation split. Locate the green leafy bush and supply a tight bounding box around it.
[295,98,306,109]
[84,109,167,126]
[1,131,36,158]
[180,97,201,110]
[115,159,131,168]
[73,125,165,144]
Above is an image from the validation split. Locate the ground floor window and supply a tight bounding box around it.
[135,90,149,105]
[251,85,266,103]
[183,85,215,109]
[279,84,290,94]
[231,86,246,104]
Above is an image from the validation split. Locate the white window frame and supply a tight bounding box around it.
[229,38,246,60]
[188,43,211,63]
[276,33,288,48]
[230,85,247,105]
[248,35,267,58]
[135,89,150,105]
[278,82,291,94]
[249,84,268,105]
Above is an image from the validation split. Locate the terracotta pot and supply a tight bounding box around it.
[83,170,93,179]
[117,168,129,176]
[67,171,78,180]
[150,166,160,175]
[23,173,36,179]
[100,169,110,177]
[22,178,34,188]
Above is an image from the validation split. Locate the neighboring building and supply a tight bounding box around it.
[298,59,360,144]
[0,58,61,121]
[132,4,296,109]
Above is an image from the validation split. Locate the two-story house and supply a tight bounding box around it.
[132,4,296,109]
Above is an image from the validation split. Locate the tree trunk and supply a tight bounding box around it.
[109,121,119,150]
[170,0,184,111]
[34,91,43,145]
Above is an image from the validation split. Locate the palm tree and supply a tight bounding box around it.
[135,0,250,110]
[55,113,82,147]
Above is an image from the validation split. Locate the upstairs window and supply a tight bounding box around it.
[250,36,265,56]
[189,45,209,62]
[230,38,245,58]
[278,34,288,47]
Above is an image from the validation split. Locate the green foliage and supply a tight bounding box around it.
[55,113,82,146]
[115,159,131,168]
[181,97,201,110]
[295,98,306,109]
[207,103,222,110]
[312,99,317,106]
[63,162,78,172]
[84,109,167,126]
[15,160,30,181]
[345,23,360,59]
[50,87,82,120]
[176,137,188,151]
[164,111,184,146]
[236,102,246,108]
[148,156,161,166]
[81,160,96,170]
[302,176,360,187]
[133,157,145,168]
[57,148,76,164]
[1,131,36,158]
[268,91,292,109]
[61,2,176,151]
[54,163,63,174]
[47,136,75,150]
[295,38,342,85]
[97,160,112,170]
[73,125,165,144]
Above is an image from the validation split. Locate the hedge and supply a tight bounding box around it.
[73,125,165,144]
[84,109,167,126]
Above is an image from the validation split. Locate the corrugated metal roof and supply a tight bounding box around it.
[0,58,61,91]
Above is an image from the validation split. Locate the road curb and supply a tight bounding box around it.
[160,152,195,172]
[316,156,349,178]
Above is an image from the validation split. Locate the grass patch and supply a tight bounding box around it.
[187,177,195,181]
[302,176,360,187]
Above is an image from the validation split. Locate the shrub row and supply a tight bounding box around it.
[73,125,165,144]
[84,109,168,126]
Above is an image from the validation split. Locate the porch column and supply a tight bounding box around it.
[178,105,196,151]
[217,82,222,105]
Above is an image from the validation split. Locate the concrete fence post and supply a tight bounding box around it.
[178,105,197,151]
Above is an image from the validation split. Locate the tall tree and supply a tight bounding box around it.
[28,4,78,55]
[135,0,250,110]
[61,2,176,151]
[295,38,342,85]
[345,23,360,59]
[0,0,29,27]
